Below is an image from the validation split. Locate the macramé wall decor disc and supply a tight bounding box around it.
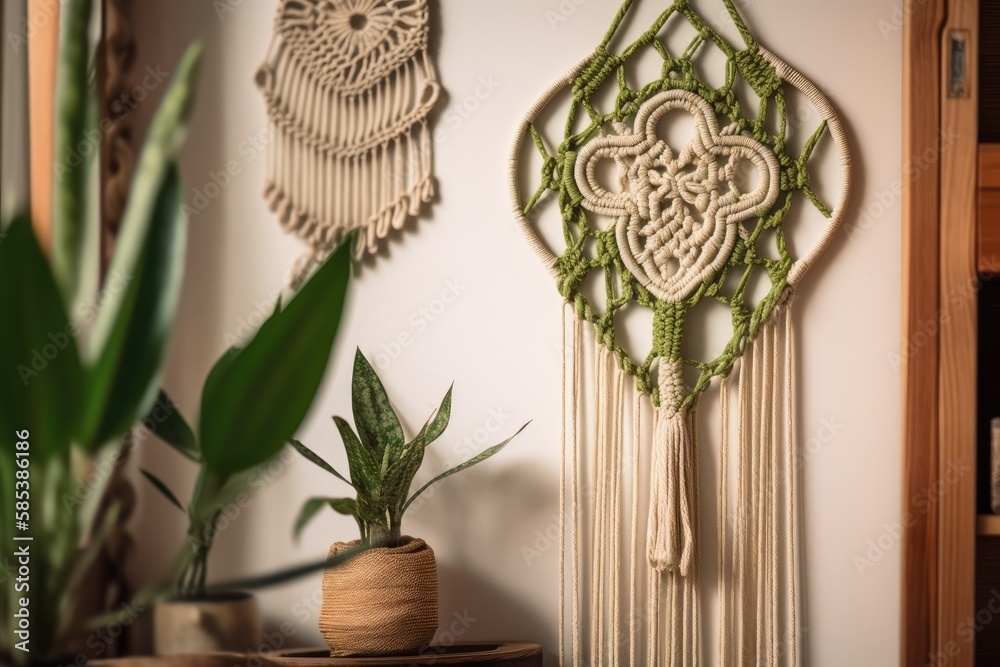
[257,0,441,279]
[509,0,852,664]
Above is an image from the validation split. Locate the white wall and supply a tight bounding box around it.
[129,1,903,664]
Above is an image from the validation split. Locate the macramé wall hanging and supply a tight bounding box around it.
[509,0,851,664]
[256,0,441,278]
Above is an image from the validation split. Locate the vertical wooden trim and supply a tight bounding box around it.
[902,1,946,664]
[27,0,60,250]
[937,0,979,663]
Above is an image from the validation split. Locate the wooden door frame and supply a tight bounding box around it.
[902,0,979,665]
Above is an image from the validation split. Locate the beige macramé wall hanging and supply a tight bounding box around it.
[509,0,852,664]
[256,0,441,278]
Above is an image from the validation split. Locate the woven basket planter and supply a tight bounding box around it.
[320,537,438,656]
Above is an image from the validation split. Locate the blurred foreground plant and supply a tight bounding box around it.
[0,0,202,661]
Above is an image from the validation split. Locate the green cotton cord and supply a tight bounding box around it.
[524,0,832,409]
[722,0,757,51]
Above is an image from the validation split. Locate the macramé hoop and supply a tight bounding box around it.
[509,46,852,290]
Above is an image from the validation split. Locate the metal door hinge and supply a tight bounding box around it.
[948,30,970,99]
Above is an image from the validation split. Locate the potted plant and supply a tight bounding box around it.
[290,350,529,657]
[0,0,202,662]
[141,238,353,655]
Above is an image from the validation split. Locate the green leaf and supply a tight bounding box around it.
[333,417,380,495]
[402,422,530,514]
[51,0,95,301]
[376,386,453,515]
[198,241,351,478]
[202,346,241,401]
[288,438,354,489]
[140,470,185,513]
[351,349,404,467]
[186,467,228,532]
[75,46,202,452]
[78,164,188,451]
[0,217,84,460]
[144,390,199,461]
[205,546,366,594]
[382,442,426,517]
[293,497,360,541]
[421,384,453,444]
[89,43,201,358]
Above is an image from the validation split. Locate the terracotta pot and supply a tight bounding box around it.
[320,537,438,656]
[152,592,261,655]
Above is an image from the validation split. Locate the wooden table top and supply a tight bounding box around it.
[92,642,543,667]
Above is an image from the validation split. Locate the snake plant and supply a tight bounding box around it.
[0,0,201,661]
[291,350,529,548]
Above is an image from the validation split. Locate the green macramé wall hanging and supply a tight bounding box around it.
[509,0,851,664]
[256,0,441,281]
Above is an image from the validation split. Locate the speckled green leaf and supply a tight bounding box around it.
[51,0,94,301]
[382,443,425,517]
[333,416,380,494]
[415,384,453,446]
[288,438,354,489]
[403,422,530,513]
[351,349,403,467]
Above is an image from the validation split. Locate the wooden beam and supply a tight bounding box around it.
[27,0,60,250]
[901,0,946,664]
[937,0,979,663]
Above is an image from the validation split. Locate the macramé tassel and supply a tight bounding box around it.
[647,359,696,575]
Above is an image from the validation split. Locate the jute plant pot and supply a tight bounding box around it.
[152,592,261,655]
[320,537,439,656]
